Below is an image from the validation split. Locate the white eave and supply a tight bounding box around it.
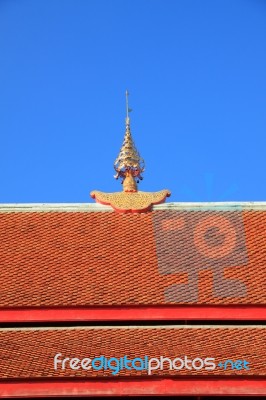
[0,201,265,212]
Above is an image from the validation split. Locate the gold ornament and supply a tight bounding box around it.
[91,90,171,213]
[91,190,171,213]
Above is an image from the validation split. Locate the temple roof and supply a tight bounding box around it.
[0,202,265,308]
[0,202,266,396]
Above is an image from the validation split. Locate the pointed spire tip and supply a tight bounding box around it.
[114,91,145,191]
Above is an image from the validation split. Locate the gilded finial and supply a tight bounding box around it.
[90,91,171,213]
[114,90,145,192]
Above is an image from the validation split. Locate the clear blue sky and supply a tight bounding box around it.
[0,0,265,203]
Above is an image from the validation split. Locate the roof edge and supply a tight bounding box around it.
[0,201,265,212]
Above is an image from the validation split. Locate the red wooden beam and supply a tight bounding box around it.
[0,378,265,397]
[0,306,265,322]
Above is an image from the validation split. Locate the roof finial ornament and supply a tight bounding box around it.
[114,90,145,192]
[90,91,171,213]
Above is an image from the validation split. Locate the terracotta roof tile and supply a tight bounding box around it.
[0,326,265,379]
[0,209,265,306]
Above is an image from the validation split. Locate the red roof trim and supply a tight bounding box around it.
[0,305,265,322]
[0,378,265,397]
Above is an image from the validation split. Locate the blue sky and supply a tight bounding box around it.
[0,0,265,203]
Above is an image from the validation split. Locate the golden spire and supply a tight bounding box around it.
[114,90,145,192]
[90,91,171,213]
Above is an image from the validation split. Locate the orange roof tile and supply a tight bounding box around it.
[0,205,265,307]
[0,326,265,379]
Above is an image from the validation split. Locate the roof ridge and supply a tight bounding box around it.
[0,201,265,212]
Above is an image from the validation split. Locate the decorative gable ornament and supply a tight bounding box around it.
[91,91,170,213]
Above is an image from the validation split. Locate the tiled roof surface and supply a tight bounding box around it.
[0,326,265,378]
[0,207,265,306]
